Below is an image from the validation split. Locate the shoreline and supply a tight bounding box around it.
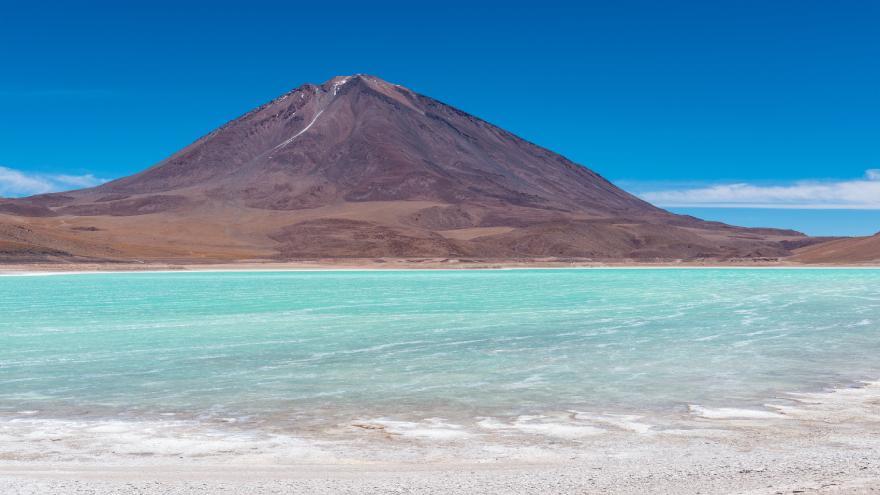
[2,259,880,275]
[2,381,879,493]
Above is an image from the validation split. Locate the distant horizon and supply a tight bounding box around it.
[2,1,878,236]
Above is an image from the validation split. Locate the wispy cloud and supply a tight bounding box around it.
[634,170,880,210]
[0,166,106,198]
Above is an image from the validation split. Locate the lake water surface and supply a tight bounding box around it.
[2,269,879,451]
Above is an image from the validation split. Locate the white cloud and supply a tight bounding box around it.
[636,170,880,210]
[0,166,106,198]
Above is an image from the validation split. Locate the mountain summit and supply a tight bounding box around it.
[1,75,809,261]
[99,74,655,214]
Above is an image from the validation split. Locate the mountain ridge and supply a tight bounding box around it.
[0,75,819,263]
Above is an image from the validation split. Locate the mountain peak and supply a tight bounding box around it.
[0,75,808,262]
[317,74,404,98]
[324,75,355,92]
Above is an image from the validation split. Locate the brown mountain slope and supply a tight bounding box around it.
[793,234,880,264]
[0,75,812,262]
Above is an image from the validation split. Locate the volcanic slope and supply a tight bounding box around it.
[0,75,810,262]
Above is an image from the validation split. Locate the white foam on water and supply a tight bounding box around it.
[353,418,473,440]
[477,415,605,439]
[474,417,508,430]
[512,422,604,439]
[571,412,655,434]
[688,405,786,420]
[2,381,879,464]
[768,380,880,422]
[0,417,333,463]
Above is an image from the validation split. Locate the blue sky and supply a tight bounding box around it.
[1,0,878,235]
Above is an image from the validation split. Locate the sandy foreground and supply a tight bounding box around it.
[2,382,879,494]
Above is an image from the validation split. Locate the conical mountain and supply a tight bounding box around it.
[0,75,810,262]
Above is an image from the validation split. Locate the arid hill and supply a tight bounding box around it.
[0,75,817,263]
[792,233,880,264]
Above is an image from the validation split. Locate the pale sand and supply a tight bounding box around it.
[1,457,877,495]
[2,383,879,494]
[1,428,878,494]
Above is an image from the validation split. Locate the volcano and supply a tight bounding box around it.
[0,75,812,262]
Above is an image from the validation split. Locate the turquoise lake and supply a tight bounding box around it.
[2,269,879,435]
